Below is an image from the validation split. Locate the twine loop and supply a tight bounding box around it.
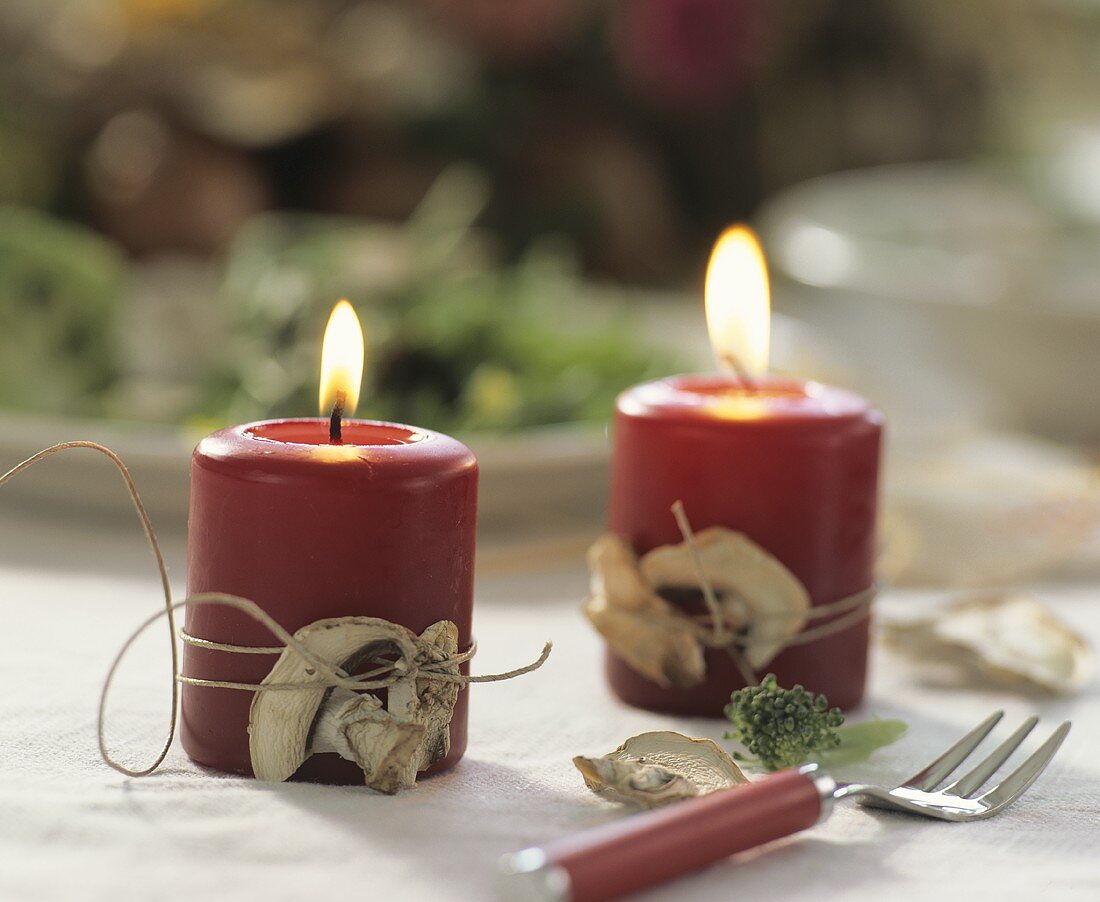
[0,442,550,779]
[172,597,550,694]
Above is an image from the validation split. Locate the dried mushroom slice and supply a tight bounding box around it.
[403,620,461,772]
[640,527,810,668]
[587,533,663,613]
[248,616,461,792]
[584,533,707,687]
[574,731,747,808]
[313,689,426,792]
[884,594,1093,695]
[583,594,706,688]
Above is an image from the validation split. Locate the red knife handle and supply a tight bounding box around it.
[499,764,834,902]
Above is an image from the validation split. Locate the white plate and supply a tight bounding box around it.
[0,414,610,544]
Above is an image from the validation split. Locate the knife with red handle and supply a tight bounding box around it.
[497,764,835,902]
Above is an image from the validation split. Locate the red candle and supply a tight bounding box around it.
[181,303,478,783]
[605,228,882,714]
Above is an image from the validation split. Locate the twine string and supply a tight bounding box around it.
[670,500,730,645]
[0,442,550,779]
[146,594,551,695]
[0,442,178,778]
[176,627,482,671]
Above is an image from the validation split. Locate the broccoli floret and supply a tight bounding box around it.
[723,674,845,771]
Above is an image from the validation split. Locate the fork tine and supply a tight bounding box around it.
[944,716,1039,798]
[903,710,1003,791]
[978,722,1071,811]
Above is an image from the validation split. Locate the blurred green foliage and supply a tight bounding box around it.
[0,169,675,434]
[0,205,125,415]
[205,169,675,433]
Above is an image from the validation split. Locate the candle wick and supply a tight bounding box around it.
[329,391,346,444]
[719,352,758,394]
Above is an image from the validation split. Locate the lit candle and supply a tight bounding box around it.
[606,227,883,713]
[181,301,478,782]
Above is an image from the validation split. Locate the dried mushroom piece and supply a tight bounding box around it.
[583,535,706,687]
[583,593,706,688]
[311,689,426,792]
[574,731,747,808]
[248,616,460,792]
[587,533,658,613]
[883,594,1093,695]
[400,621,462,771]
[640,527,811,668]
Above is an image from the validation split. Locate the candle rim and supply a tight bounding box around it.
[669,373,812,400]
[244,418,432,448]
[193,417,477,480]
[618,373,880,423]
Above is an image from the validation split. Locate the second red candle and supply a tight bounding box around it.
[606,374,883,714]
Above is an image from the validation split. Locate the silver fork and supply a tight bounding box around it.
[498,712,1071,901]
[835,710,1070,821]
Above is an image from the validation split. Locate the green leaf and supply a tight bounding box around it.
[814,719,907,768]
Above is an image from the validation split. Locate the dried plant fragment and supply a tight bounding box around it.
[584,593,706,688]
[248,616,460,792]
[583,535,706,687]
[588,533,660,613]
[640,527,810,668]
[574,731,747,808]
[883,594,1093,695]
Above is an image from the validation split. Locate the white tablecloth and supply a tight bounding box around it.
[0,517,1097,901]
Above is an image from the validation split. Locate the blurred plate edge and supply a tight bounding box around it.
[0,415,611,545]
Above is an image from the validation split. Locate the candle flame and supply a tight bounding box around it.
[704,225,770,376]
[319,300,364,417]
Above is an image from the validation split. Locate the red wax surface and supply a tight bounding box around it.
[182,418,478,783]
[608,375,883,714]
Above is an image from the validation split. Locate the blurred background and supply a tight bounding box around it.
[2,0,1100,582]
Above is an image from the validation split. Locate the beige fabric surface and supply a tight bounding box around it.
[0,518,1097,901]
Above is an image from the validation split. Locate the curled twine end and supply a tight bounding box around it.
[1,442,551,779]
